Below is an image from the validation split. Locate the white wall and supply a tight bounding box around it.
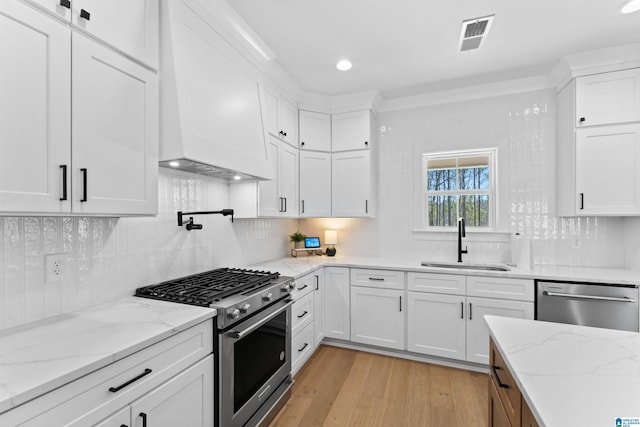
[300,88,626,267]
[0,168,296,330]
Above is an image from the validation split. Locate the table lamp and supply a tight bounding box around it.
[325,229,337,256]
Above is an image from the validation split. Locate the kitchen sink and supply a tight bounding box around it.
[420,261,511,272]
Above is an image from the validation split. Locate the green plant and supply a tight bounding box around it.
[289,231,306,243]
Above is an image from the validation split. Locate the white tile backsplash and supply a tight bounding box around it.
[0,169,296,331]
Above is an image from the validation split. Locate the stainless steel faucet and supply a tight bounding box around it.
[457,217,468,262]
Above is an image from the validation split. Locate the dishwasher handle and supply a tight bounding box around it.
[543,290,636,303]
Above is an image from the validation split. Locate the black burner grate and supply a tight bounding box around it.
[135,267,280,306]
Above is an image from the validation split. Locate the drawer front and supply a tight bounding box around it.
[292,322,315,375]
[3,320,213,427]
[408,272,466,295]
[291,272,315,300]
[467,276,534,301]
[292,292,314,336]
[489,338,521,427]
[351,268,405,290]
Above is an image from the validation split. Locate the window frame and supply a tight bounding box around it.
[422,148,498,230]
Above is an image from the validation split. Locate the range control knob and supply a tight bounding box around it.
[263,293,273,302]
[228,308,240,320]
[238,303,251,313]
[281,282,292,292]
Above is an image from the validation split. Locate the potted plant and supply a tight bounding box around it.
[289,231,306,249]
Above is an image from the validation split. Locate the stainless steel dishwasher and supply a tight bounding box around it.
[536,280,639,332]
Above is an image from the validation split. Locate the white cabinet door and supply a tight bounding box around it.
[323,267,350,340]
[72,0,159,68]
[279,97,298,147]
[575,124,640,215]
[351,286,405,350]
[466,297,534,364]
[258,137,281,216]
[299,151,331,217]
[72,32,158,215]
[313,271,325,347]
[299,110,331,151]
[331,110,371,151]
[262,86,280,138]
[332,150,371,217]
[576,68,640,127]
[130,355,214,427]
[407,291,466,361]
[280,142,299,217]
[292,292,313,337]
[0,1,71,214]
[292,322,314,376]
[94,406,130,427]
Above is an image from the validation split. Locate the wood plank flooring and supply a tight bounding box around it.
[269,345,488,427]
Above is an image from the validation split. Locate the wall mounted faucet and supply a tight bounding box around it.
[457,217,468,262]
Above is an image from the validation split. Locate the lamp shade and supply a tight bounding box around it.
[324,229,338,245]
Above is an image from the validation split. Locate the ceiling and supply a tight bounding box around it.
[227,0,640,99]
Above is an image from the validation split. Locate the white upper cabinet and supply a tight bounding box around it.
[575,68,640,127]
[71,33,158,215]
[299,110,331,151]
[258,136,298,217]
[24,0,159,68]
[332,150,372,217]
[0,1,71,213]
[575,124,640,215]
[0,0,158,216]
[331,110,372,151]
[299,151,331,217]
[263,86,298,147]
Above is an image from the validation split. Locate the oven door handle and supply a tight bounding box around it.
[544,290,636,303]
[231,298,293,340]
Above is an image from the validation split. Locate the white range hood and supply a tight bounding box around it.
[159,0,273,182]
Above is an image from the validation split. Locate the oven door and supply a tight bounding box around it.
[219,297,293,427]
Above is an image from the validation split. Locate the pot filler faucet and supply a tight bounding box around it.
[457,217,468,262]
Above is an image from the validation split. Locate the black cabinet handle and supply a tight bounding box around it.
[59,0,70,8]
[278,197,283,213]
[399,296,402,312]
[297,310,308,319]
[368,277,384,281]
[469,302,473,320]
[580,193,584,210]
[365,200,368,213]
[301,200,305,214]
[301,141,305,146]
[283,131,287,137]
[297,284,308,291]
[579,117,585,123]
[364,141,368,146]
[491,365,510,389]
[315,275,319,291]
[139,412,147,427]
[298,342,308,352]
[80,168,88,202]
[460,302,464,319]
[120,425,128,427]
[109,368,152,393]
[283,197,287,213]
[59,165,68,201]
[80,9,91,20]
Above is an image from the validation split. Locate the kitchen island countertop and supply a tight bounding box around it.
[0,297,216,415]
[486,315,640,426]
[248,254,640,285]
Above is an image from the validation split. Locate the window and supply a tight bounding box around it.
[423,148,496,229]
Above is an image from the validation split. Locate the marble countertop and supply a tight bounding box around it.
[247,254,640,285]
[0,297,216,415]
[486,315,640,426]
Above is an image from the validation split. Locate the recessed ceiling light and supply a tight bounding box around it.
[169,161,180,167]
[233,175,242,180]
[622,0,640,13]
[336,60,352,71]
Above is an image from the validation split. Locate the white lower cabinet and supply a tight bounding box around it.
[313,271,325,347]
[292,323,315,375]
[290,272,315,376]
[350,286,405,350]
[0,320,214,427]
[323,267,351,340]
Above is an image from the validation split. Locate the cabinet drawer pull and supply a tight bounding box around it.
[59,0,70,8]
[315,275,319,290]
[59,165,68,201]
[368,277,384,281]
[297,310,308,319]
[109,368,152,393]
[298,342,309,352]
[80,168,88,202]
[139,412,147,427]
[491,365,510,389]
[80,9,91,20]
[297,284,308,291]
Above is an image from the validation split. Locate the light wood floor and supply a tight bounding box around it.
[269,345,489,427]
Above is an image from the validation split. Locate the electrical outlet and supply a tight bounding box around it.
[45,254,65,282]
[571,237,582,249]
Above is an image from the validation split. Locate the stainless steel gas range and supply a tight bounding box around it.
[135,268,294,427]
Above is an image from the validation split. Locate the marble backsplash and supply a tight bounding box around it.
[0,169,297,330]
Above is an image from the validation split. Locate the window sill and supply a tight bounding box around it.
[412,229,510,243]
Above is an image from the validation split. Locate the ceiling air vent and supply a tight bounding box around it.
[458,15,494,51]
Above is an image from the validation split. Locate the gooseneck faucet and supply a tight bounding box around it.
[457,217,468,262]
